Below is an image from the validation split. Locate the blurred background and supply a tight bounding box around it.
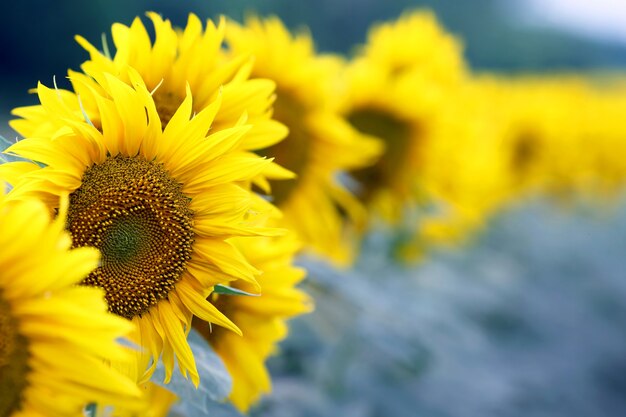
[3,0,626,124]
[2,1,626,416]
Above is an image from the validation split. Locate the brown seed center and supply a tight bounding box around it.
[511,131,539,175]
[152,89,186,127]
[347,108,415,201]
[0,291,29,416]
[67,155,194,319]
[256,89,311,205]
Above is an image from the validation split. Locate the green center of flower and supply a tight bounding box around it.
[257,89,311,205]
[67,155,194,320]
[102,215,151,264]
[347,108,414,200]
[0,291,29,417]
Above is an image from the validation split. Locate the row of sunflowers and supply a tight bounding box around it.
[1,9,625,417]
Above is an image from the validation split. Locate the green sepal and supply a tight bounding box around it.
[213,284,260,297]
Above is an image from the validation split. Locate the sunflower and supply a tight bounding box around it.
[415,75,626,251]
[1,68,282,387]
[224,16,382,266]
[357,10,465,85]
[408,80,514,252]
[99,383,177,417]
[474,75,595,199]
[136,384,178,417]
[194,230,313,412]
[581,80,626,195]
[337,10,466,223]
[494,75,626,202]
[0,191,142,416]
[10,12,293,191]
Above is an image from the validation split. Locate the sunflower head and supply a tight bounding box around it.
[361,9,466,83]
[194,229,313,411]
[67,154,195,319]
[225,16,382,265]
[11,12,290,190]
[475,75,596,199]
[0,191,142,416]
[580,81,626,195]
[338,10,467,223]
[410,80,513,250]
[2,66,284,387]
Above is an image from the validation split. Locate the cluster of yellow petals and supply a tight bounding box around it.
[0,192,143,417]
[335,10,626,258]
[3,12,314,415]
[2,7,626,416]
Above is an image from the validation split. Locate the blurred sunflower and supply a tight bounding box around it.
[1,69,281,387]
[11,12,293,191]
[225,16,382,266]
[338,10,466,223]
[414,75,626,252]
[358,10,465,84]
[408,81,513,253]
[0,191,142,416]
[194,230,313,411]
[103,383,177,417]
[476,76,593,199]
[581,82,626,195]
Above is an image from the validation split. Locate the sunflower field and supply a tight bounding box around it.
[1,1,626,417]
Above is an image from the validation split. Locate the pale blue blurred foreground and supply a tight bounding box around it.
[166,196,626,416]
[228,197,626,417]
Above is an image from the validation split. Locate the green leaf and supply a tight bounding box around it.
[83,403,97,417]
[214,284,260,297]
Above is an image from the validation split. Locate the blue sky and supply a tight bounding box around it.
[522,0,626,44]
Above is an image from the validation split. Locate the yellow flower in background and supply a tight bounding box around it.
[476,76,595,199]
[194,231,313,412]
[0,192,142,416]
[11,12,293,191]
[136,384,178,417]
[408,80,514,253]
[2,69,282,387]
[581,81,626,195]
[413,74,626,252]
[225,16,383,266]
[338,10,466,223]
[102,383,177,417]
[358,10,465,85]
